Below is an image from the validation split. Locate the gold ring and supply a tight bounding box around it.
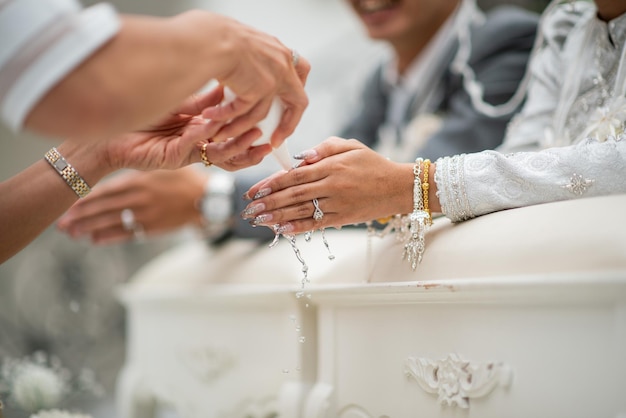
[200,142,213,167]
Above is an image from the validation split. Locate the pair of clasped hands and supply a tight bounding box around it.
[58,54,409,244]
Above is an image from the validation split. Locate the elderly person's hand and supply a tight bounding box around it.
[194,12,310,148]
[241,137,418,235]
[97,88,272,172]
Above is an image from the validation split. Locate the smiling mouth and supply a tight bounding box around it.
[355,0,400,14]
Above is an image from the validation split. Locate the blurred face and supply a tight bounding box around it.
[348,0,458,44]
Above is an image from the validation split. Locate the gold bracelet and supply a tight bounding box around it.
[422,159,431,225]
[44,148,91,198]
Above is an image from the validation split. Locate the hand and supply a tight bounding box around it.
[57,167,207,244]
[194,12,311,147]
[100,88,273,172]
[241,137,415,234]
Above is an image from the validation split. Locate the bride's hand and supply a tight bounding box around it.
[242,137,414,234]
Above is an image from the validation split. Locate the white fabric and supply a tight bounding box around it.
[0,0,120,132]
[435,2,626,222]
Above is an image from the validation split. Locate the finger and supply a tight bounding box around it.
[59,189,143,234]
[247,198,328,226]
[263,164,328,200]
[181,118,223,145]
[274,216,335,235]
[243,170,287,200]
[91,226,136,245]
[178,86,225,116]
[210,96,274,143]
[227,143,272,170]
[270,90,308,147]
[209,127,263,156]
[61,175,139,217]
[65,209,127,239]
[293,56,311,86]
[201,92,258,123]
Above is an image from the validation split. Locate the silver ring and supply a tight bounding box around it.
[291,49,300,67]
[121,208,145,241]
[121,209,136,231]
[312,198,324,221]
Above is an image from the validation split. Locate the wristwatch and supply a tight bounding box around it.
[199,173,235,239]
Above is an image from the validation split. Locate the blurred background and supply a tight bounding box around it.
[0,0,549,417]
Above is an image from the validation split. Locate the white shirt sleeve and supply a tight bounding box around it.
[0,0,121,132]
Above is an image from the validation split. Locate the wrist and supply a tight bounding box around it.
[55,140,114,189]
[198,172,236,239]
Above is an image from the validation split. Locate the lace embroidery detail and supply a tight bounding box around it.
[435,155,474,222]
[562,173,595,195]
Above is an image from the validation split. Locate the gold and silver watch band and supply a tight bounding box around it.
[44,147,91,198]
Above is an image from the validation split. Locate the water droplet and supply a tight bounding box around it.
[306,294,312,300]
[289,314,296,322]
[282,369,290,374]
[295,325,301,332]
[296,291,304,299]
[299,336,306,343]
[305,303,309,308]
[295,366,301,371]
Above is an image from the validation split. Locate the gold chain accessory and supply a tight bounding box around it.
[422,159,432,225]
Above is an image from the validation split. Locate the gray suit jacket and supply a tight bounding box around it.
[341,6,539,160]
[228,6,538,242]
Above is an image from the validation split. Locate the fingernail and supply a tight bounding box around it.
[253,188,272,199]
[241,203,266,218]
[275,223,294,234]
[250,213,273,226]
[293,149,318,160]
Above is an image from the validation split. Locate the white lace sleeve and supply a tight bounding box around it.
[0,0,120,132]
[435,138,626,222]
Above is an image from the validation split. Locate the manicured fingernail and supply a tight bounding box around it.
[253,188,272,199]
[293,149,318,160]
[250,213,273,226]
[241,203,266,218]
[275,223,294,234]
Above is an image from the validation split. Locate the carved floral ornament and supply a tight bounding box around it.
[405,353,513,409]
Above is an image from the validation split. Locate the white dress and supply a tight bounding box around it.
[435,2,626,222]
[0,0,120,132]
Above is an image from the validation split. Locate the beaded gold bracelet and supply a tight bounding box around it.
[44,147,91,198]
[422,159,432,225]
